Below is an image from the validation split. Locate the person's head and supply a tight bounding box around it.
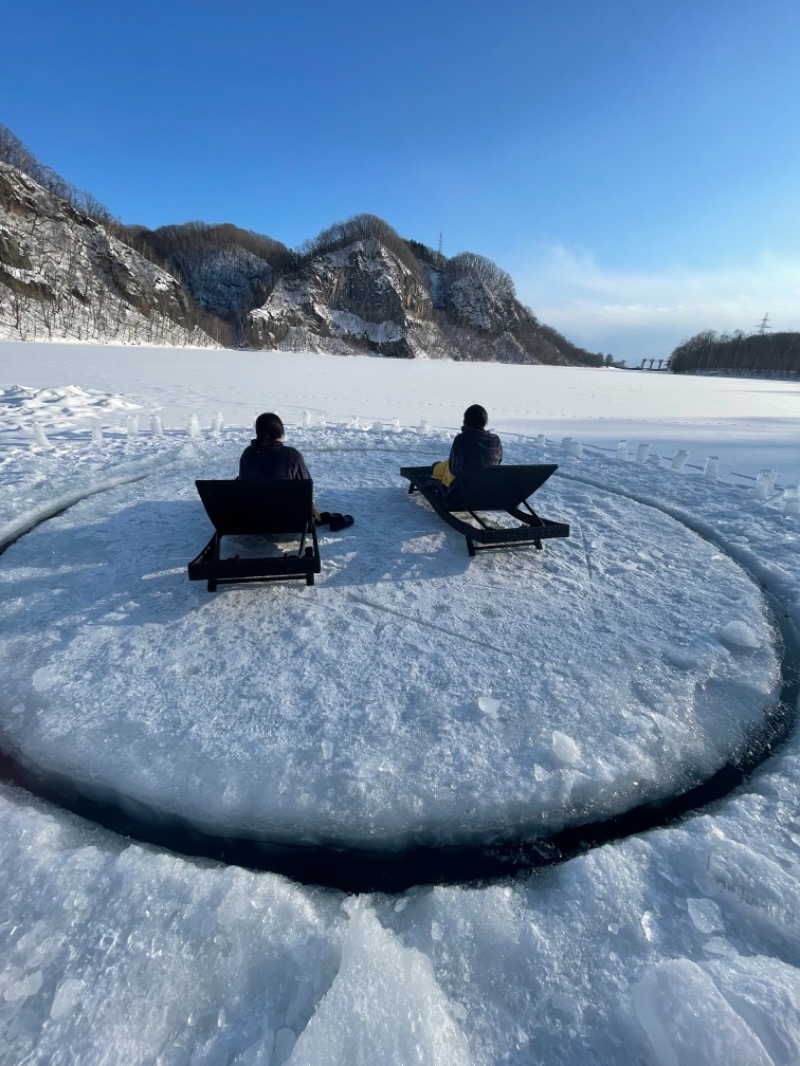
[463,404,488,429]
[254,412,284,441]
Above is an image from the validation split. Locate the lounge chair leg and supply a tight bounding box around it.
[466,539,476,557]
[207,579,218,592]
[306,574,315,586]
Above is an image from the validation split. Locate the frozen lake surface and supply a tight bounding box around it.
[0,429,780,852]
[1,342,799,1065]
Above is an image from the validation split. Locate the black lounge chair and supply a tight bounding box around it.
[187,480,321,591]
[400,464,570,557]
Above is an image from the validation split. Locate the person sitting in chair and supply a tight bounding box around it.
[430,404,503,499]
[239,412,311,481]
[239,412,354,530]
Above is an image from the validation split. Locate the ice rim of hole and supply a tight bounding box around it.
[0,473,796,895]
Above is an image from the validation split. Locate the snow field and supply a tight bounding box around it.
[1,345,799,1064]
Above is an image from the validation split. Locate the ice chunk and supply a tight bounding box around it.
[288,903,472,1065]
[187,414,201,438]
[150,414,164,437]
[688,897,724,934]
[707,840,800,942]
[2,968,43,1002]
[671,449,689,472]
[477,696,500,715]
[704,937,739,957]
[632,959,773,1066]
[718,621,761,649]
[617,440,629,460]
[552,731,581,766]
[50,978,84,1019]
[126,414,139,437]
[636,442,650,463]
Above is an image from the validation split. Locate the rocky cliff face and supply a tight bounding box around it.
[0,163,216,346]
[244,231,581,364]
[247,237,435,358]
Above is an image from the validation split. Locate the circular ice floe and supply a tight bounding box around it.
[0,434,781,850]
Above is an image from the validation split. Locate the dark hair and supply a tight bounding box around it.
[463,404,488,429]
[255,412,284,441]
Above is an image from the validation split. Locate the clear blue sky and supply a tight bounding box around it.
[3,0,799,360]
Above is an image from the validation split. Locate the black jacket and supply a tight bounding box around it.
[448,426,503,492]
[238,439,311,481]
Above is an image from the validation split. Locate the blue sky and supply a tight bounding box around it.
[3,0,799,360]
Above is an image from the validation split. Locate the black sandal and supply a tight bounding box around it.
[329,513,355,532]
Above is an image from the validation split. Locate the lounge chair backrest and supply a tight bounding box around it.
[195,480,314,536]
[451,464,558,510]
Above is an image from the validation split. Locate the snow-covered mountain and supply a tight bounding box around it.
[0,163,218,347]
[0,123,610,364]
[125,213,604,364]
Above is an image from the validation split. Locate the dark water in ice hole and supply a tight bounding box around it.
[0,489,797,894]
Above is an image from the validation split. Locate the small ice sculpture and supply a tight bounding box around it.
[150,415,164,437]
[617,440,628,461]
[671,449,689,472]
[187,414,202,438]
[755,469,778,500]
[126,415,139,437]
[33,423,51,449]
[301,411,312,428]
[636,442,650,463]
[210,412,224,434]
[703,456,719,479]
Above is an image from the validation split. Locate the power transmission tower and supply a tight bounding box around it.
[437,232,443,258]
[755,313,771,335]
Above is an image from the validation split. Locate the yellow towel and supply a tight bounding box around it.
[431,460,455,487]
